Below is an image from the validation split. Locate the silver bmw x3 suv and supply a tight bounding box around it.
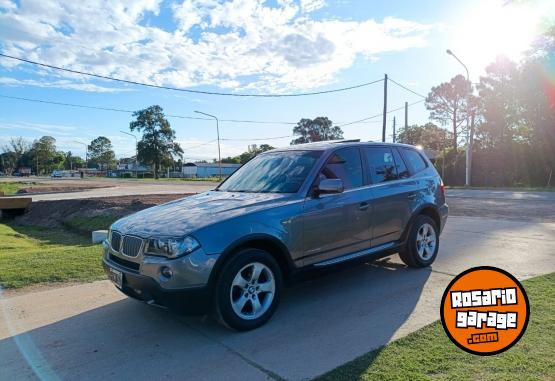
[103,140,448,330]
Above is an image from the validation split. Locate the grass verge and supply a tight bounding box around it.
[316,272,554,381]
[0,223,105,289]
[0,182,26,195]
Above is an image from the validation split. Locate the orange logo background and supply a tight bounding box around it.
[440,266,529,355]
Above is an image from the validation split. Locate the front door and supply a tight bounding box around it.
[301,147,372,265]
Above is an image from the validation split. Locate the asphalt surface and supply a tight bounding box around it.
[1,216,554,381]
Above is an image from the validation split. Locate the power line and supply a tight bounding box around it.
[338,99,425,127]
[388,77,427,99]
[0,94,296,125]
[0,93,383,126]
[0,53,384,97]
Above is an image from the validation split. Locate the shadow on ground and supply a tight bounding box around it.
[1,261,431,381]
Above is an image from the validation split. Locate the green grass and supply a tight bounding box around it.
[316,273,554,381]
[63,215,119,236]
[0,223,105,289]
[0,182,26,195]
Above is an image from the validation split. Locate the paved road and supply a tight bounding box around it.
[1,216,554,381]
[446,188,555,201]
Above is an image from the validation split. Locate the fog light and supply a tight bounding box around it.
[161,266,173,278]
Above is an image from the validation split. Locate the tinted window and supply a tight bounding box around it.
[364,147,398,183]
[218,150,321,193]
[319,147,363,189]
[392,149,410,179]
[402,148,428,174]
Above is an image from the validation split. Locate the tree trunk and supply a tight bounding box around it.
[453,106,458,149]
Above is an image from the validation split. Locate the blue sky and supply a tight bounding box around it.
[0,0,552,161]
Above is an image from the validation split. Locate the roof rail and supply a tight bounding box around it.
[333,139,361,143]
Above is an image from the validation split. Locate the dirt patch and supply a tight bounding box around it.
[16,184,112,194]
[13,194,191,229]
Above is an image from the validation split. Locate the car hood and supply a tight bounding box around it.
[110,191,293,237]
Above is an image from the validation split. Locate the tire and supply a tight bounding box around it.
[399,215,439,268]
[214,248,282,331]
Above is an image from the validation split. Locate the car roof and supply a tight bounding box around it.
[266,140,419,153]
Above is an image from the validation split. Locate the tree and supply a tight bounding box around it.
[1,137,31,174]
[397,123,452,151]
[129,105,183,179]
[32,136,58,175]
[88,136,116,170]
[221,144,275,164]
[425,75,471,149]
[290,117,343,145]
[476,57,523,146]
[63,151,85,170]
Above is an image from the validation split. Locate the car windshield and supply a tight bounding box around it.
[217,150,322,193]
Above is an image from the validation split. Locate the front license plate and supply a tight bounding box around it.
[109,268,123,288]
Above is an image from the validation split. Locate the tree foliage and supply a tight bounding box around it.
[425,75,471,149]
[290,117,343,145]
[130,105,183,179]
[397,123,452,151]
[221,144,275,164]
[88,136,116,170]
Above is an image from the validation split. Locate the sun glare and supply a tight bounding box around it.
[452,0,552,76]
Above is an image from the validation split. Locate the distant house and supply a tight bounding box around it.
[182,162,241,178]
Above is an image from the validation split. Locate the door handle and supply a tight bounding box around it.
[358,202,370,211]
[408,193,417,199]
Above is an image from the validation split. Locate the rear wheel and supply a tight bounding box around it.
[399,215,439,268]
[214,248,282,331]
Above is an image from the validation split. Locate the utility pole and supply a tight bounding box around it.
[404,101,408,129]
[382,74,388,142]
[392,116,396,143]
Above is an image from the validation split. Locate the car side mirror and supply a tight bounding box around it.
[317,178,344,195]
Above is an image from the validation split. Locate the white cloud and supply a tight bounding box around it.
[300,0,326,13]
[0,76,131,92]
[0,120,77,136]
[0,0,432,93]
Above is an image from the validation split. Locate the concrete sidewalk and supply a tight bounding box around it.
[1,216,554,381]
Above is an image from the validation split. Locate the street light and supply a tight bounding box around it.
[194,111,222,180]
[446,48,473,187]
[73,140,88,168]
[120,131,139,178]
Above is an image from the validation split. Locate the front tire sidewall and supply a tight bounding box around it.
[402,215,439,267]
[215,249,282,331]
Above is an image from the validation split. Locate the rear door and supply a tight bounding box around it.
[301,147,372,265]
[363,146,416,246]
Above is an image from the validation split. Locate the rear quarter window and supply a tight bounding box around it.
[401,148,428,174]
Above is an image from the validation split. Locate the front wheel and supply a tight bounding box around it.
[399,215,439,268]
[214,249,282,331]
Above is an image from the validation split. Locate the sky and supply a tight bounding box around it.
[0,0,553,161]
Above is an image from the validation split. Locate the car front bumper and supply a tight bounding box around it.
[102,242,215,314]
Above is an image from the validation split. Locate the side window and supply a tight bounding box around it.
[392,149,410,179]
[402,148,428,174]
[364,147,398,183]
[319,147,363,189]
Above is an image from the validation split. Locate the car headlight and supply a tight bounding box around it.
[145,236,201,258]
